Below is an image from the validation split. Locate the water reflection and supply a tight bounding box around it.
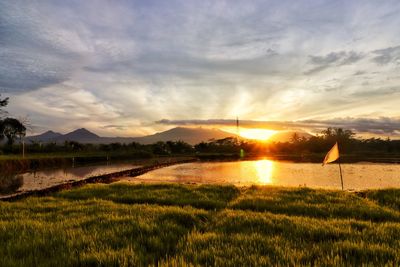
[254,160,273,184]
[128,160,400,190]
[0,158,187,196]
[0,173,23,194]
[0,162,143,196]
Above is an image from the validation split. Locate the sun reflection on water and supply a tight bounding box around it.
[255,159,274,184]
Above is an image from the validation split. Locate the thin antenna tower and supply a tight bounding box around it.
[236,116,239,135]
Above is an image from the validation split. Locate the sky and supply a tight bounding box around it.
[1,0,400,138]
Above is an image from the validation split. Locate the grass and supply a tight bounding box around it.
[57,183,239,210]
[364,188,400,211]
[0,183,399,266]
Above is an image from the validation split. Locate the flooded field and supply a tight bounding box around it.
[0,157,193,197]
[126,160,400,190]
[2,159,400,197]
[0,162,142,196]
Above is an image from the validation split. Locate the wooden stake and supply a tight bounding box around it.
[338,159,344,190]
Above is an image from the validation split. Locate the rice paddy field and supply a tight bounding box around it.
[0,183,399,266]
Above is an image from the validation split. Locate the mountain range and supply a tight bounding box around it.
[25,127,312,145]
[25,127,239,145]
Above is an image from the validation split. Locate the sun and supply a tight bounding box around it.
[239,128,277,141]
[223,127,277,141]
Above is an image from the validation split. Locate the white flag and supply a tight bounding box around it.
[322,142,339,166]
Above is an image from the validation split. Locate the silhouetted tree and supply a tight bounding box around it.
[0,94,9,118]
[0,94,9,108]
[166,141,194,154]
[320,127,355,152]
[194,137,240,154]
[151,141,171,155]
[290,132,300,143]
[0,95,28,150]
[63,141,84,152]
[0,118,26,146]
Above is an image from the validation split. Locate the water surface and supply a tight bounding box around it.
[127,160,400,190]
[0,162,142,196]
[0,157,190,196]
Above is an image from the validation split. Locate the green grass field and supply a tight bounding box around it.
[0,183,399,266]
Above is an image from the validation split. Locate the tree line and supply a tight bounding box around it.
[194,128,400,156]
[2,128,400,157]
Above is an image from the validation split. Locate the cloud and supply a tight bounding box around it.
[101,124,131,131]
[353,71,366,76]
[372,45,400,65]
[301,117,400,135]
[350,87,400,98]
[156,117,400,136]
[305,51,364,74]
[0,1,87,92]
[157,119,293,130]
[1,1,400,137]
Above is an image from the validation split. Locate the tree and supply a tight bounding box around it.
[166,141,194,154]
[0,95,27,147]
[320,127,356,152]
[321,127,355,141]
[0,94,9,117]
[151,141,171,155]
[290,132,300,143]
[0,118,26,146]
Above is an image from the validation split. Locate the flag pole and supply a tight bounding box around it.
[338,157,344,190]
[322,141,343,190]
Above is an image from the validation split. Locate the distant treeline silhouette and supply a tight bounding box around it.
[196,127,400,155]
[0,140,194,156]
[1,127,400,157]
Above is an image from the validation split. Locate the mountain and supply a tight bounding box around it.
[131,127,238,145]
[25,127,238,145]
[268,131,313,143]
[25,130,63,142]
[25,128,101,144]
[60,128,100,143]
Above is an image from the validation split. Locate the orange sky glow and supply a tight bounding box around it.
[223,127,278,141]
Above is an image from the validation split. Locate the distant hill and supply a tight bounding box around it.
[131,127,238,145]
[26,130,63,142]
[25,127,238,145]
[268,131,313,143]
[60,128,100,143]
[26,128,101,144]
